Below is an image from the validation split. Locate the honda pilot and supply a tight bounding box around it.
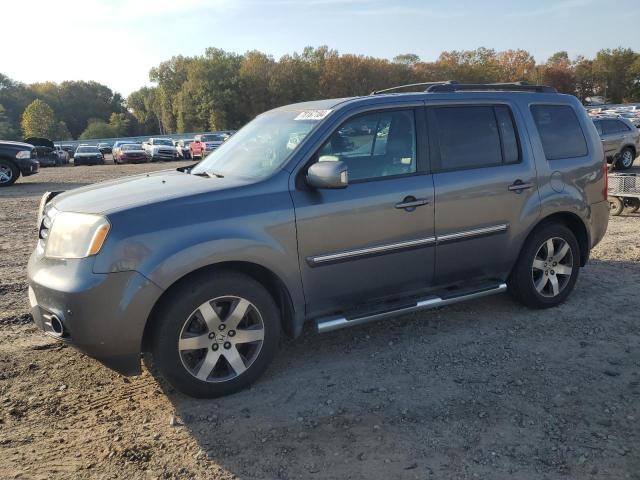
[28,82,610,398]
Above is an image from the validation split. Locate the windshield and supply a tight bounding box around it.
[153,139,173,146]
[76,146,99,153]
[122,144,142,151]
[192,110,322,180]
[201,134,227,142]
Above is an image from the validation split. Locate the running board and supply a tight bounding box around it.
[316,283,507,334]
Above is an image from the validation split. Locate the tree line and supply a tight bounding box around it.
[1,46,639,141]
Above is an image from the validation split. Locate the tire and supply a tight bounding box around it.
[618,148,635,170]
[0,159,19,187]
[609,196,624,216]
[623,197,640,213]
[508,223,580,309]
[150,271,281,398]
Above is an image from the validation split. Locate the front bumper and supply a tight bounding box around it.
[17,158,39,176]
[27,254,164,376]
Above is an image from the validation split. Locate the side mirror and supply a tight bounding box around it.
[306,158,348,189]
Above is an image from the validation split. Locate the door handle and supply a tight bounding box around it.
[508,180,534,192]
[395,196,430,210]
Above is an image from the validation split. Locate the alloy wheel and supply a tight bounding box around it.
[178,296,265,382]
[621,150,634,168]
[0,165,13,184]
[531,237,574,298]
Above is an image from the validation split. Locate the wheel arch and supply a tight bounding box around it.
[141,261,299,353]
[524,211,590,267]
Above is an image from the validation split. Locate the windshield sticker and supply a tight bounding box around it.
[294,109,332,121]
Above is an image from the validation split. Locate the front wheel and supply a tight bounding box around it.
[150,271,281,398]
[0,159,19,187]
[508,223,580,309]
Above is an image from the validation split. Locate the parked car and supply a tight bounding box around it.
[61,144,76,156]
[112,140,132,160]
[28,82,609,398]
[174,139,192,159]
[0,140,38,186]
[114,143,150,164]
[53,144,70,164]
[97,142,113,154]
[189,133,229,159]
[73,145,105,166]
[25,137,59,167]
[592,117,639,169]
[143,137,178,161]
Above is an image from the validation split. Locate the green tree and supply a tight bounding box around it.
[0,104,17,140]
[108,112,131,136]
[592,47,640,103]
[21,99,57,138]
[55,121,72,140]
[79,119,118,140]
[393,53,420,66]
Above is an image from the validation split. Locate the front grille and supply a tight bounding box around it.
[158,149,173,155]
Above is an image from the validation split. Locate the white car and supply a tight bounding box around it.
[143,138,178,162]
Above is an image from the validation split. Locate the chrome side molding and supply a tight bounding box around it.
[316,283,507,334]
[308,236,436,266]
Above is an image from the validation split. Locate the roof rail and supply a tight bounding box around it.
[426,82,557,94]
[370,81,458,95]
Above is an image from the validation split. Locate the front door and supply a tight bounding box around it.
[427,103,540,285]
[291,108,435,317]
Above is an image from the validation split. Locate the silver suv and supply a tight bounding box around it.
[592,116,639,169]
[28,82,610,398]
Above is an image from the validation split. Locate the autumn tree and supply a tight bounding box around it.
[21,99,57,138]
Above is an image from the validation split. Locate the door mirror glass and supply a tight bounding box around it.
[307,159,348,189]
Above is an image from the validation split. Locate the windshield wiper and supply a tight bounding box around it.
[193,171,224,178]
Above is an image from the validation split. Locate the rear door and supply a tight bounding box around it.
[427,103,540,285]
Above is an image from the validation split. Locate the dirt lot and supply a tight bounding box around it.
[1,160,639,480]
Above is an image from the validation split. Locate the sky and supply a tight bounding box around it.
[2,0,639,97]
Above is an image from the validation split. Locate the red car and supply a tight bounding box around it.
[114,144,151,164]
[189,133,229,159]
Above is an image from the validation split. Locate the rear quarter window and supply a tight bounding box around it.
[530,105,588,160]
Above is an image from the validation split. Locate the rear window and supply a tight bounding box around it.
[431,105,521,171]
[602,119,631,135]
[530,105,588,160]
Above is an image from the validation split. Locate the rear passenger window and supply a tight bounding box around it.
[431,105,520,171]
[602,119,630,134]
[530,105,588,160]
[593,120,603,135]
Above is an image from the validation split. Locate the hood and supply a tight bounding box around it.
[25,137,55,149]
[0,140,35,151]
[52,169,249,214]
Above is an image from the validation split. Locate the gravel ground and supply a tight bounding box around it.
[0,159,639,480]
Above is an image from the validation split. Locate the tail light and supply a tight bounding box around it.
[603,158,608,201]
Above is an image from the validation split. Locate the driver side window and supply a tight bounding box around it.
[317,110,417,181]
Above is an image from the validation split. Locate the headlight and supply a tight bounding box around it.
[45,212,110,259]
[16,150,32,159]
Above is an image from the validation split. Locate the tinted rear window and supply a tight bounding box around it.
[602,119,630,134]
[431,105,521,171]
[530,105,588,160]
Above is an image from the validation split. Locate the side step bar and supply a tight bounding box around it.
[316,283,507,334]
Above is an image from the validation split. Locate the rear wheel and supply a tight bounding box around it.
[151,271,280,398]
[508,223,580,308]
[619,148,635,170]
[624,197,640,213]
[609,196,624,216]
[0,159,19,187]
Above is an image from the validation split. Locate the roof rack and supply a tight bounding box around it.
[370,81,457,95]
[426,82,557,94]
